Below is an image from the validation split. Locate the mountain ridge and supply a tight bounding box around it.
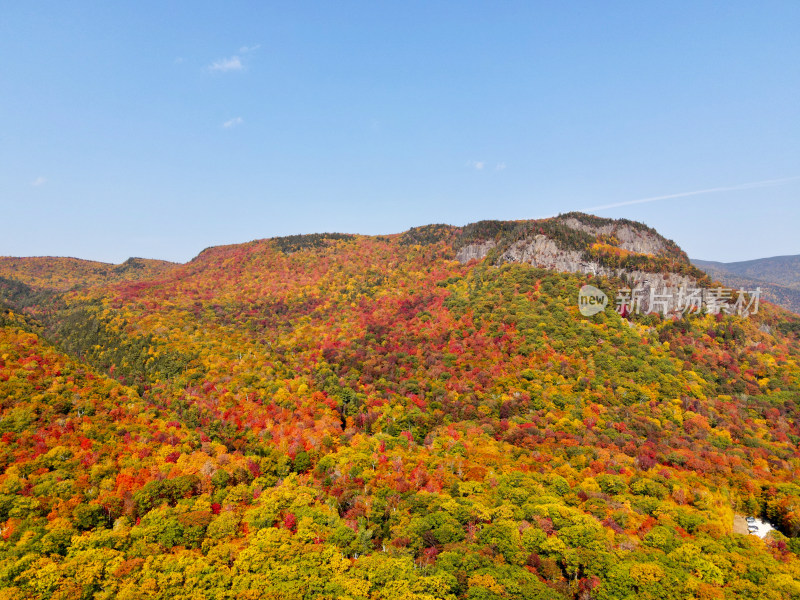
[692,255,800,314]
[693,254,800,289]
[1,213,706,291]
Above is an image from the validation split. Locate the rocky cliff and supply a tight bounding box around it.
[451,213,711,314]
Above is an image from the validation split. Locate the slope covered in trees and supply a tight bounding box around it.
[1,215,800,599]
[0,257,177,292]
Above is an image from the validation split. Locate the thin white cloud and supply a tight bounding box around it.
[495,162,507,172]
[580,176,800,213]
[239,44,261,54]
[174,57,185,65]
[222,117,244,128]
[31,176,47,187]
[208,56,243,72]
[467,160,485,171]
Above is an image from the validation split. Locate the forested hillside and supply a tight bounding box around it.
[0,257,177,292]
[1,215,800,599]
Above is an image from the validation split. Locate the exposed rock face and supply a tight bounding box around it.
[562,218,667,256]
[624,270,698,289]
[499,234,695,280]
[493,235,700,314]
[455,241,496,263]
[451,215,709,314]
[617,271,706,314]
[500,236,603,274]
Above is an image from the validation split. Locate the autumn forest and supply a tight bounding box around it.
[1,214,800,600]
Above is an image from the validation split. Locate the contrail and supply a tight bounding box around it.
[579,176,800,213]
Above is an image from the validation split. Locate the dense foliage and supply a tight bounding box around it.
[0,217,799,599]
[0,257,175,292]
[271,233,357,255]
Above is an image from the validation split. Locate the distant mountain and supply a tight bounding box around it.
[0,255,177,291]
[693,255,800,289]
[692,255,800,314]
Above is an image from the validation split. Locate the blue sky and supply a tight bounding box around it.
[2,1,798,263]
